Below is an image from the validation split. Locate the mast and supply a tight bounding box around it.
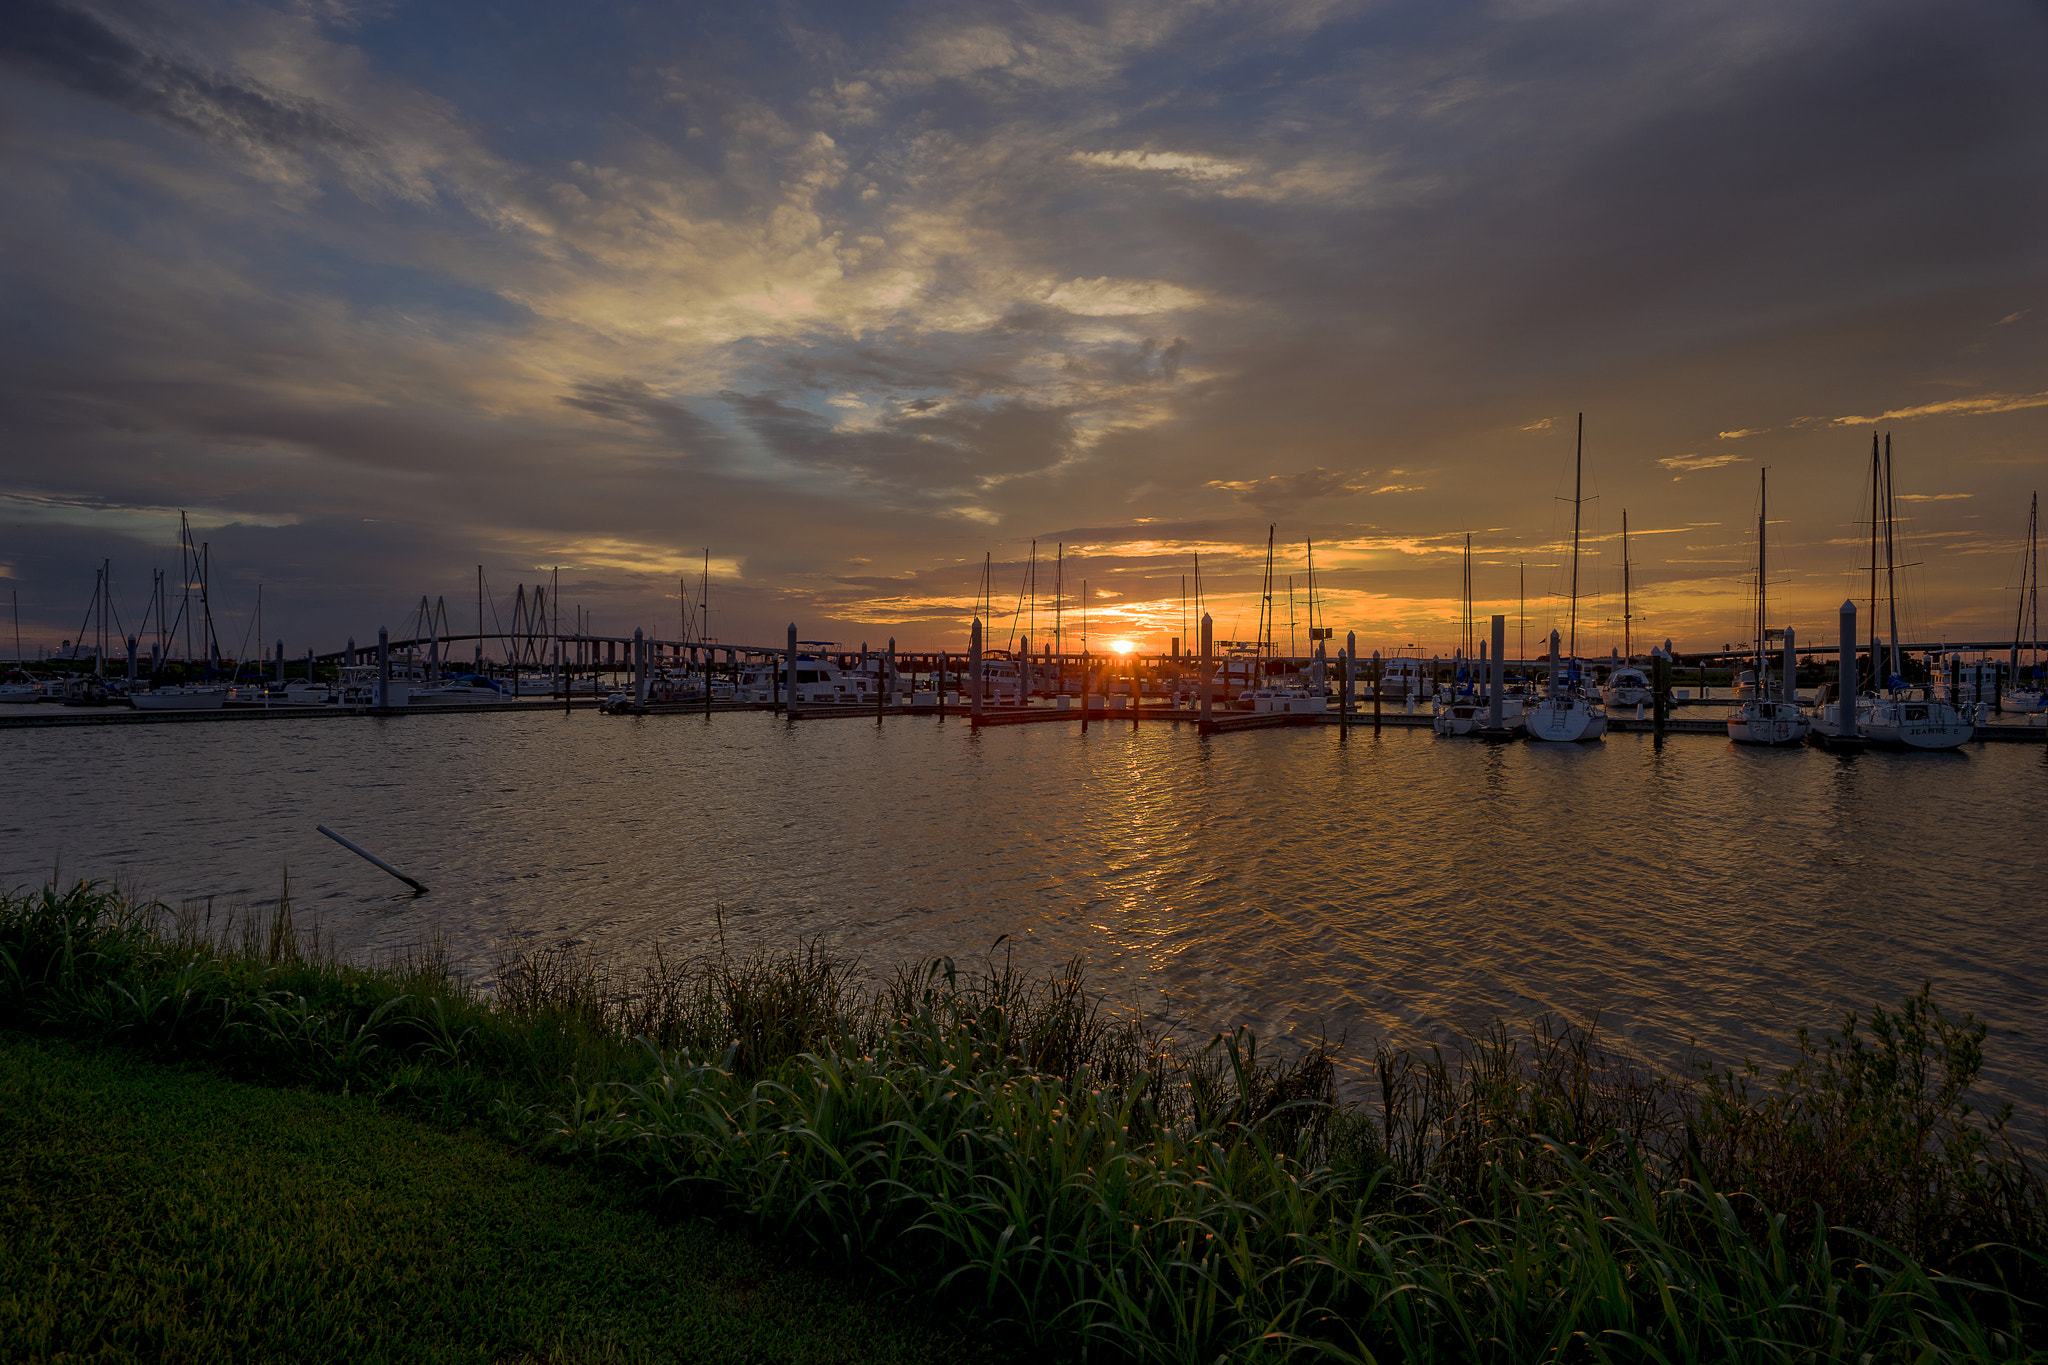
[1305,538,1317,653]
[1462,532,1473,663]
[1568,412,1584,660]
[1258,524,1276,659]
[1055,544,1064,677]
[1883,433,1900,688]
[2013,497,2030,674]
[1755,469,1767,678]
[1867,432,1880,693]
[1621,510,1633,661]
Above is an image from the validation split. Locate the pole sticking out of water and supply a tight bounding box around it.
[1372,650,1382,732]
[1548,630,1562,699]
[1489,614,1506,732]
[1344,631,1357,732]
[317,824,427,895]
[1782,628,1796,706]
[377,627,390,709]
[785,623,798,718]
[1838,601,1859,740]
[969,617,984,724]
[126,635,137,682]
[1199,612,1214,729]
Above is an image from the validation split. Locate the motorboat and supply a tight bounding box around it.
[411,674,513,704]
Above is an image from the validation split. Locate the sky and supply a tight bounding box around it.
[2,0,2045,662]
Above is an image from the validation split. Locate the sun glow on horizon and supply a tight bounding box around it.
[1109,639,1137,654]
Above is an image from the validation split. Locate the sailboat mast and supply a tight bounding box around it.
[1462,532,1473,662]
[1304,539,1318,656]
[2014,494,2037,676]
[1260,524,1276,658]
[1621,511,1632,661]
[1569,412,1583,660]
[1883,433,1900,686]
[1867,433,1880,692]
[1756,469,1768,675]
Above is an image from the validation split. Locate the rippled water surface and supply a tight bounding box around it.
[5,709,2043,1108]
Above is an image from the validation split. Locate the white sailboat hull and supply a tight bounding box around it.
[130,688,227,711]
[1523,696,1606,743]
[1727,701,1809,746]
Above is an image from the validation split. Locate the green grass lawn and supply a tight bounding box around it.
[0,1033,981,1365]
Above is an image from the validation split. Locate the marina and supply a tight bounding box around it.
[6,706,2043,1121]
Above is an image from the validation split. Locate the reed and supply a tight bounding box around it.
[2,879,2040,1362]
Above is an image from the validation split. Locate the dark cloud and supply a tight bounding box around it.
[0,0,367,153]
[1207,468,1372,512]
[559,379,732,468]
[2,0,2045,652]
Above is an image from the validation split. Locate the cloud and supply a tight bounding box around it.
[1657,453,1748,472]
[1041,277,1205,316]
[1521,417,1554,431]
[0,0,368,157]
[1205,468,1376,510]
[1832,391,2048,424]
[1995,311,2025,325]
[1717,428,1764,440]
[1896,492,1972,501]
[1072,150,1247,181]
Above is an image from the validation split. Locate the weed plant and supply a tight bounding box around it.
[2,880,2041,1362]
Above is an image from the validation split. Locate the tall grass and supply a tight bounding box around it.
[2,879,2041,1362]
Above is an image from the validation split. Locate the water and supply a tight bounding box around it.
[5,708,2043,1111]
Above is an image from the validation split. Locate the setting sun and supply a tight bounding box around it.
[1110,640,1137,654]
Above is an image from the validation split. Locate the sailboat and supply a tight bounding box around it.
[1525,414,1607,743]
[1599,510,1651,707]
[1851,434,1972,751]
[2006,493,2044,714]
[1726,469,1809,746]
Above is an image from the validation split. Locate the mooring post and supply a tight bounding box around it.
[126,634,137,682]
[1652,648,1669,741]
[785,623,798,718]
[938,652,948,720]
[1839,600,1859,740]
[970,618,984,725]
[633,628,646,706]
[1344,630,1357,732]
[1199,612,1214,731]
[1372,650,1382,732]
[1489,615,1505,732]
[1782,628,1796,705]
[1080,648,1091,730]
[377,627,390,709]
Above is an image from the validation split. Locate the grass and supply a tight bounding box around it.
[3,879,2044,1362]
[0,1031,981,1364]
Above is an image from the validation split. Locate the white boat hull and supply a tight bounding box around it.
[131,688,227,711]
[1523,696,1606,743]
[1727,701,1809,746]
